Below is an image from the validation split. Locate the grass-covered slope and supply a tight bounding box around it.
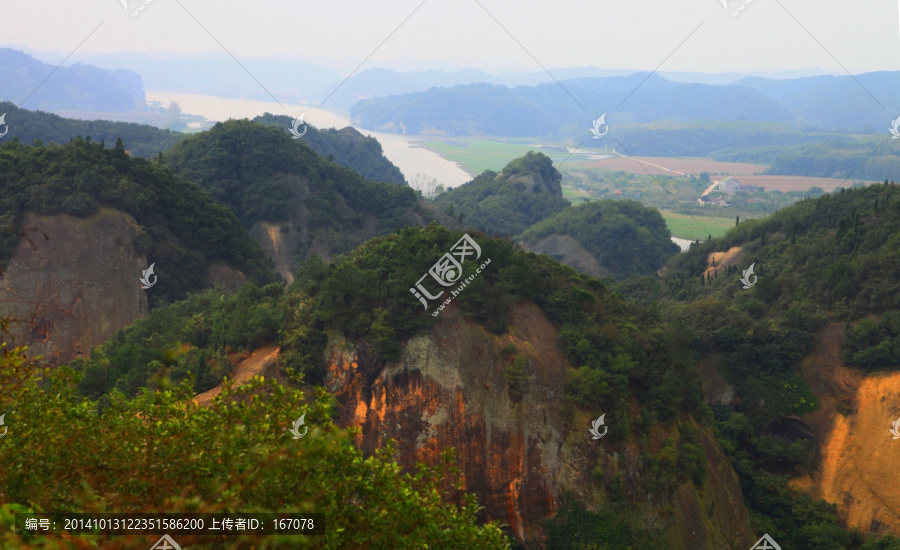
[253,113,406,185]
[434,151,570,236]
[520,199,680,279]
[0,102,184,158]
[0,137,276,306]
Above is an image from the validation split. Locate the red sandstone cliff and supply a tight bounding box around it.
[325,301,753,548]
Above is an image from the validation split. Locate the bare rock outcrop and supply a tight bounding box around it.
[0,209,148,364]
[325,301,752,549]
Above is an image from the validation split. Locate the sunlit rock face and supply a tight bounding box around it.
[326,302,753,549]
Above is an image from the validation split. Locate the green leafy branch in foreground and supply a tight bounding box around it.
[0,345,510,549]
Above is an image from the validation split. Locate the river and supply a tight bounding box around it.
[146,91,473,190]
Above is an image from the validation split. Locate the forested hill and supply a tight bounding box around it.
[164,120,416,229]
[0,137,276,306]
[71,224,747,548]
[253,113,406,185]
[613,181,900,548]
[350,71,900,138]
[350,75,791,137]
[0,102,184,158]
[520,200,680,279]
[434,151,569,236]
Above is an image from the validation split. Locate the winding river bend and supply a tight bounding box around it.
[146,91,473,190]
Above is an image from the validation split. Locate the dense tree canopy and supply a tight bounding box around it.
[164,120,418,231]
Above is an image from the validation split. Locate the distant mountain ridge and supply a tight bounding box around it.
[0,48,145,112]
[350,71,900,137]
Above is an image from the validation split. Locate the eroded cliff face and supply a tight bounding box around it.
[0,209,148,365]
[325,302,752,548]
[791,322,900,536]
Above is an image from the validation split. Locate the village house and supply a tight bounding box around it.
[718,177,764,194]
[699,195,730,207]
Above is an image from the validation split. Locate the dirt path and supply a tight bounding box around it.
[611,151,688,176]
[192,346,280,406]
[700,179,721,197]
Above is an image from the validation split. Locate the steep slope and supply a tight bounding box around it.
[616,182,900,546]
[164,120,445,282]
[520,200,680,279]
[280,224,753,548]
[0,209,147,365]
[0,138,275,364]
[796,322,900,536]
[435,151,569,237]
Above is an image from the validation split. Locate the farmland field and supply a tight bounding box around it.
[416,137,568,176]
[727,174,875,192]
[576,156,767,177]
[661,211,735,240]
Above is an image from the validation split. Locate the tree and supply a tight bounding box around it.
[0,358,511,549]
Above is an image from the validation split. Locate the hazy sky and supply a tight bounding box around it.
[4,0,898,75]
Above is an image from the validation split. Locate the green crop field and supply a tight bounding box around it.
[417,138,567,176]
[662,211,735,240]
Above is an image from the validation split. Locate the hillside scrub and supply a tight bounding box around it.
[0,137,276,307]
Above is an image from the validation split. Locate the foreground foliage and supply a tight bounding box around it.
[0,343,510,549]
